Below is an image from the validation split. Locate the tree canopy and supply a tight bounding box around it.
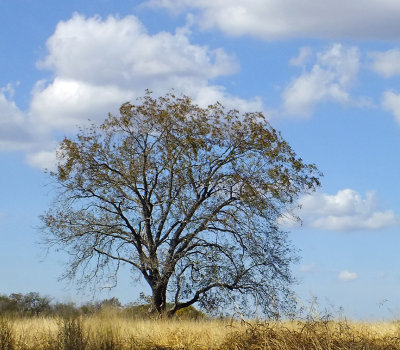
[41,92,321,317]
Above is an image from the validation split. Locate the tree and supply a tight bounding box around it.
[0,293,51,316]
[41,92,321,317]
[19,292,52,316]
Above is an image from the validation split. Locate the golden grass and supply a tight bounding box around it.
[2,314,400,350]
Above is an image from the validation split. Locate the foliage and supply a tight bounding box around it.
[0,292,205,321]
[52,302,81,318]
[0,293,51,317]
[41,91,321,317]
[175,305,205,320]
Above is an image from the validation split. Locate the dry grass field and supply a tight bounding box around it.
[2,313,400,350]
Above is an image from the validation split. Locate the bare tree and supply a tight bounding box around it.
[41,92,321,317]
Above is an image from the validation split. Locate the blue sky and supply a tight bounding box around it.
[2,0,400,319]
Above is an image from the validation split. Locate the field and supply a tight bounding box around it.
[2,313,400,350]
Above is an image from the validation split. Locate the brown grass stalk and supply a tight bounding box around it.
[1,314,400,350]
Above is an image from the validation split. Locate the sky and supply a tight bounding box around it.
[2,0,400,320]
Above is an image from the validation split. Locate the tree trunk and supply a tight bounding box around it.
[149,284,167,316]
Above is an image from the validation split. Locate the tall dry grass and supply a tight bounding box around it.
[1,313,400,350]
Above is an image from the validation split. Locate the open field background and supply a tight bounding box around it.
[2,314,400,350]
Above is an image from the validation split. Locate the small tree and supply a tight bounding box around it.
[0,293,51,316]
[41,92,320,317]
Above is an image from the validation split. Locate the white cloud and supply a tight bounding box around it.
[146,0,400,40]
[29,13,261,135]
[30,78,135,132]
[369,49,400,78]
[338,270,358,282]
[38,15,237,86]
[283,44,360,117]
[382,90,400,124]
[289,47,313,67]
[1,13,264,167]
[0,84,58,165]
[192,85,263,113]
[300,189,398,231]
[280,189,398,232]
[0,85,36,151]
[26,148,59,171]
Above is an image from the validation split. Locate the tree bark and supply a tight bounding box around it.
[150,284,167,316]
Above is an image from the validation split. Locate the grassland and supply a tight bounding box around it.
[2,313,400,350]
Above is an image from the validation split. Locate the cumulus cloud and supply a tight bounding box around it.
[3,13,264,167]
[25,148,59,171]
[282,44,360,117]
[369,49,400,78]
[29,14,263,132]
[0,83,57,163]
[146,0,400,40]
[382,91,400,124]
[280,189,398,232]
[38,15,237,86]
[0,85,37,151]
[299,189,398,231]
[289,47,313,67]
[192,84,263,113]
[338,270,358,282]
[30,78,134,132]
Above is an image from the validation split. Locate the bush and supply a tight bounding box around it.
[0,292,207,321]
[176,306,206,320]
[0,293,51,317]
[52,302,80,319]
